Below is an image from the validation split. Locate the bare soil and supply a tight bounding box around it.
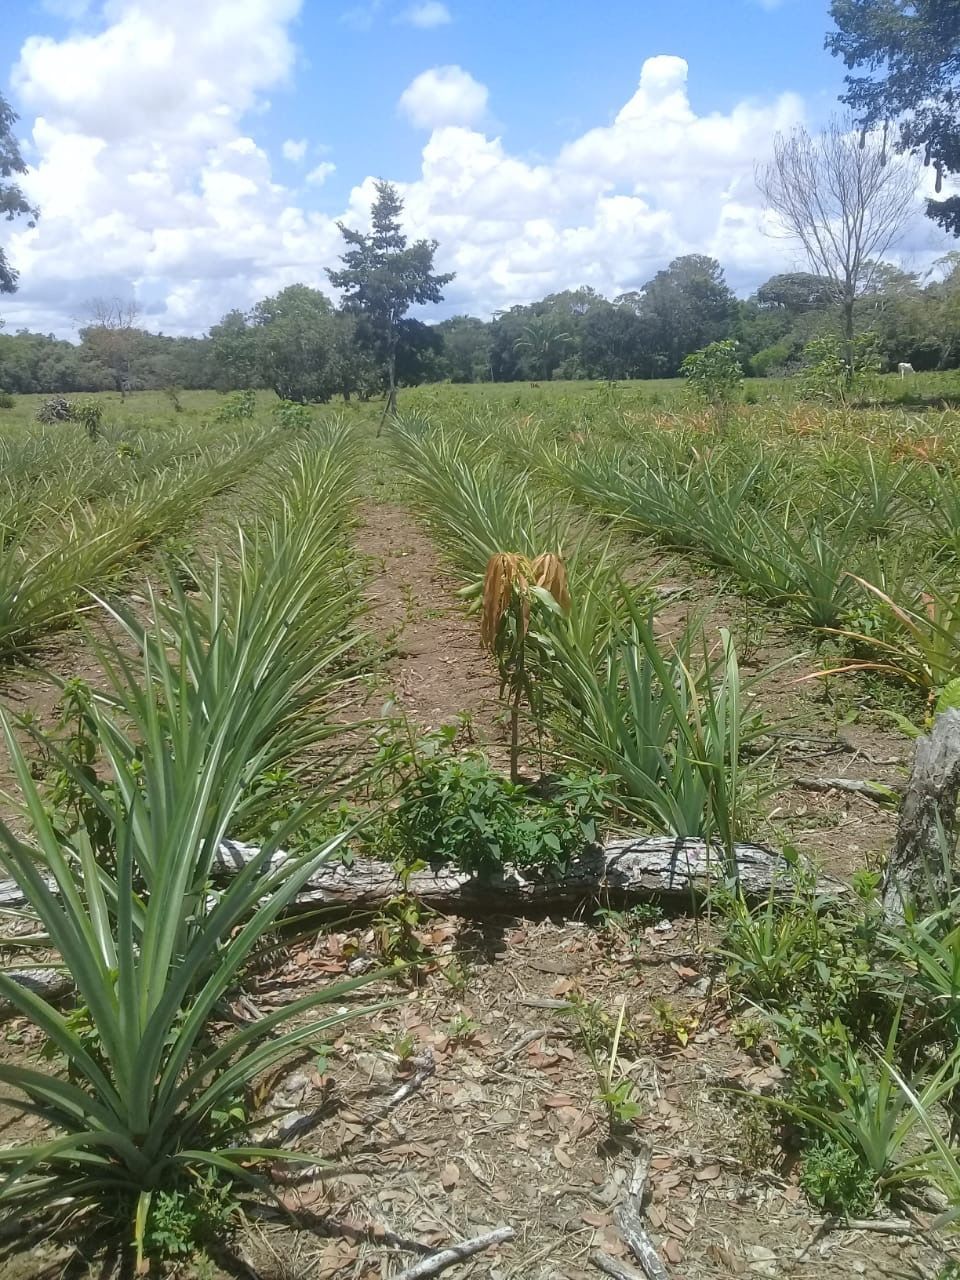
[353,499,511,767]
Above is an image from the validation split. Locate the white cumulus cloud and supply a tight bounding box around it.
[282,138,308,163]
[398,65,488,129]
[400,2,452,27]
[306,161,337,186]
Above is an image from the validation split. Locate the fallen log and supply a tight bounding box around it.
[0,833,847,1015]
[0,834,848,918]
[215,833,847,910]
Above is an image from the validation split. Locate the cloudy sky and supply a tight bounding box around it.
[0,0,954,337]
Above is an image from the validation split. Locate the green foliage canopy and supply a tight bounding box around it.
[0,92,37,295]
[828,0,960,235]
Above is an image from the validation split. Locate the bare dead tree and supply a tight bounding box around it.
[79,297,143,399]
[757,119,918,372]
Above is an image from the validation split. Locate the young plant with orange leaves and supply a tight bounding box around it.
[480,550,571,781]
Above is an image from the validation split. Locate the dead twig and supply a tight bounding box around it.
[381,1050,436,1112]
[797,1214,917,1263]
[591,1252,647,1280]
[488,1027,547,1072]
[794,776,898,805]
[315,1213,432,1254]
[389,1226,515,1279]
[614,1146,669,1280]
[816,1216,917,1236]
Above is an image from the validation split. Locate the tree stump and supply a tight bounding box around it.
[883,709,960,918]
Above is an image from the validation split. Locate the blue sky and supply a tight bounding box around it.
[0,0,950,336]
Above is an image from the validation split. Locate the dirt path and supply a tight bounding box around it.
[355,500,510,766]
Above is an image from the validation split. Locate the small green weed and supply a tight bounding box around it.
[145,1169,242,1260]
[567,995,643,1132]
[595,902,663,949]
[652,997,700,1048]
[371,894,429,964]
[445,1011,481,1044]
[439,955,471,994]
[799,1135,875,1216]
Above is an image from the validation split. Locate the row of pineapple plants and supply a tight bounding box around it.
[0,423,384,1261]
[456,407,960,703]
[390,418,762,856]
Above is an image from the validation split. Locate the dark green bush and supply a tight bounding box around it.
[375,731,608,878]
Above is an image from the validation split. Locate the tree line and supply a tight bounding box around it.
[6,249,960,398]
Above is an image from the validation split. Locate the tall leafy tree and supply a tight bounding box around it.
[827,1,960,235]
[79,298,144,397]
[208,309,261,390]
[620,255,737,375]
[249,285,344,403]
[327,180,453,426]
[1,93,38,295]
[514,313,574,381]
[434,315,492,382]
[755,272,837,313]
[579,301,647,380]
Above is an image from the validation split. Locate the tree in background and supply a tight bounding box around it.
[434,315,492,382]
[619,255,738,376]
[79,298,144,398]
[579,301,648,380]
[755,272,836,314]
[248,285,344,403]
[0,93,38,296]
[514,313,574,381]
[757,119,917,374]
[828,1,960,235]
[327,180,453,429]
[208,309,260,390]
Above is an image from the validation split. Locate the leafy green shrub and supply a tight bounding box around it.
[0,391,14,410]
[717,889,879,1033]
[801,333,880,404]
[750,341,792,378]
[145,1169,241,1260]
[216,389,257,422]
[75,399,104,439]
[681,339,743,417]
[376,730,608,878]
[35,395,75,423]
[275,399,312,430]
[800,1135,876,1215]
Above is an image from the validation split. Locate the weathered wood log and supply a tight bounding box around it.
[0,835,846,918]
[0,834,846,1015]
[883,710,960,919]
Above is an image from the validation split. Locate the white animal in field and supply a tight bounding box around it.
[898,362,916,378]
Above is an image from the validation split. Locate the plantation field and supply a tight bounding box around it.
[0,381,959,1280]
